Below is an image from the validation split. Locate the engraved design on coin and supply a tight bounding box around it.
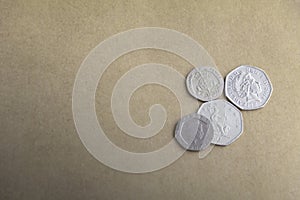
[186,66,224,101]
[175,113,214,151]
[225,65,273,110]
[198,99,243,146]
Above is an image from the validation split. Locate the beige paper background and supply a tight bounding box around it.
[1,0,300,199]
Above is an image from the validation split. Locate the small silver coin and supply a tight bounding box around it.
[186,66,224,101]
[225,65,273,110]
[175,113,214,151]
[198,99,243,146]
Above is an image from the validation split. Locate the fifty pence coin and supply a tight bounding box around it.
[186,66,224,101]
[175,113,214,151]
[198,99,243,146]
[225,65,273,110]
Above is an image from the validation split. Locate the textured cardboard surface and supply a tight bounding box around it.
[1,0,300,199]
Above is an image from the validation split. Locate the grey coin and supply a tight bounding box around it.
[198,99,243,146]
[225,65,273,110]
[186,66,224,101]
[175,113,214,151]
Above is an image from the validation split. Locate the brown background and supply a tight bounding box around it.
[1,0,300,199]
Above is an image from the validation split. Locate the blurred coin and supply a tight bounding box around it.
[175,113,214,151]
[198,99,243,146]
[225,65,273,110]
[186,66,224,101]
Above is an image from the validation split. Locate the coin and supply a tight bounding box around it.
[225,65,273,110]
[175,113,214,151]
[198,99,243,146]
[186,66,224,101]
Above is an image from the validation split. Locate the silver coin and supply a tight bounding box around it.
[175,113,214,151]
[198,99,243,146]
[225,65,273,110]
[186,66,224,101]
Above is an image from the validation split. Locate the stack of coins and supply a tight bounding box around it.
[175,65,273,151]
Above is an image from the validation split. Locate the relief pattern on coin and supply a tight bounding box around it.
[186,67,224,101]
[198,99,243,146]
[175,113,214,151]
[225,65,273,110]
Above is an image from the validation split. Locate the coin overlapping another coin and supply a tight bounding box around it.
[175,65,273,151]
